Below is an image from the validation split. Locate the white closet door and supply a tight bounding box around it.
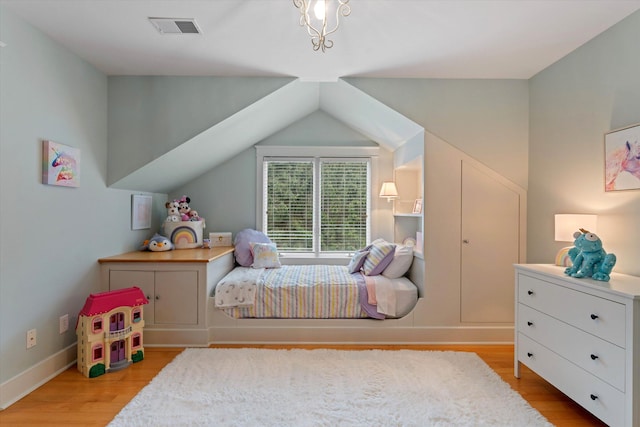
[461,161,520,323]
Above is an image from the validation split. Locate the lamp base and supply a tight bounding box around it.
[555,246,574,267]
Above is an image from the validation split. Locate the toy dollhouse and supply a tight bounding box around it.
[76,287,149,378]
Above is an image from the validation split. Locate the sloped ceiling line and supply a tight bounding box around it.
[109,79,424,194]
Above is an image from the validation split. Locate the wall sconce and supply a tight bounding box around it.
[554,214,598,266]
[379,182,398,203]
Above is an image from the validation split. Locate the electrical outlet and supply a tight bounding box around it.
[26,329,37,349]
[59,314,69,334]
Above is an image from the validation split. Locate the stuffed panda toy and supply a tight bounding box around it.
[140,233,174,252]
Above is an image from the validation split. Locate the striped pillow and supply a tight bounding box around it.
[362,240,396,276]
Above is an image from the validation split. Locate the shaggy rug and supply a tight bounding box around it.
[109,348,551,427]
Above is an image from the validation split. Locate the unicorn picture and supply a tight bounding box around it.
[604,124,640,191]
[42,140,80,187]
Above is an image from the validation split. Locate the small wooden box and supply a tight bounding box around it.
[209,232,232,247]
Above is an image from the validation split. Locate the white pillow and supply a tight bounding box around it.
[250,242,281,268]
[382,245,413,278]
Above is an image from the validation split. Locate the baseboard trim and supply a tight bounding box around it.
[0,343,77,410]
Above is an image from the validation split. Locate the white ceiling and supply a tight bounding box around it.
[2,0,640,81]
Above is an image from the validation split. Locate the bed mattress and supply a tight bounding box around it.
[214,264,418,319]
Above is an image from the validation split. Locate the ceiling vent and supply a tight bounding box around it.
[149,18,201,35]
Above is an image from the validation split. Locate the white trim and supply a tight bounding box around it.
[0,343,77,410]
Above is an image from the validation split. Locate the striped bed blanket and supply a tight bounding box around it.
[215,265,382,319]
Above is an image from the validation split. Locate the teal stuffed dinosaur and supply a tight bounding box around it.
[565,228,616,282]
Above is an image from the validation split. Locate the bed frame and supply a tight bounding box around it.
[206,257,514,344]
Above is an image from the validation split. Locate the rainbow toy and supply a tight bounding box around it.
[162,220,204,249]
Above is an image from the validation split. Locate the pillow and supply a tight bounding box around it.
[362,240,396,276]
[382,245,414,279]
[347,249,370,273]
[250,242,281,268]
[234,229,272,267]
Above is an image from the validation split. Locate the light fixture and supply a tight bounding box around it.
[379,182,398,203]
[554,214,598,266]
[293,0,351,52]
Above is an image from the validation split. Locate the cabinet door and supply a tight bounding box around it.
[109,270,155,323]
[461,162,520,323]
[153,271,198,325]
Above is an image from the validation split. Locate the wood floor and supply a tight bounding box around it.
[0,344,606,427]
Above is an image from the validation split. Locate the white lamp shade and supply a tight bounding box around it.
[554,214,598,242]
[379,182,398,198]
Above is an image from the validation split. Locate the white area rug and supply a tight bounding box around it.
[109,348,551,427]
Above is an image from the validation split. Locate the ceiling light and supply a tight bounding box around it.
[293,0,351,52]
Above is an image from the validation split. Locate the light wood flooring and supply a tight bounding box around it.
[0,344,606,426]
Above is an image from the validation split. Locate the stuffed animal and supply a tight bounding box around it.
[140,233,174,252]
[177,196,191,221]
[565,228,616,282]
[165,201,180,222]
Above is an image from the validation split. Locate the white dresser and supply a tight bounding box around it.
[514,264,640,427]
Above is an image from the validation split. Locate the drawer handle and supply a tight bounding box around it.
[590,394,598,401]
[590,354,599,360]
[527,290,534,295]
[527,321,533,326]
[590,314,599,320]
[527,352,533,358]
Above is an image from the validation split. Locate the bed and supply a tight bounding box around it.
[213,264,419,320]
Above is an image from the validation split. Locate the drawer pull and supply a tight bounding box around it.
[590,314,599,320]
[527,290,534,295]
[527,321,533,326]
[590,354,599,360]
[590,394,598,401]
[527,352,533,358]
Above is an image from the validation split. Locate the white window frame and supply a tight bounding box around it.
[256,145,379,259]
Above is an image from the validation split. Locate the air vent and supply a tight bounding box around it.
[149,18,201,34]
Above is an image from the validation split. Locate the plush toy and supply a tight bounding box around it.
[565,228,616,282]
[165,201,180,222]
[140,233,174,252]
[177,196,191,221]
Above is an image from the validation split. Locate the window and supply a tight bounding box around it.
[92,344,103,361]
[92,317,103,334]
[132,333,141,348]
[132,308,142,323]
[262,156,370,254]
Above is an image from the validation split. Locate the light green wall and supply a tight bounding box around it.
[172,110,396,242]
[0,7,166,385]
[528,10,640,275]
[107,76,293,186]
[344,78,530,190]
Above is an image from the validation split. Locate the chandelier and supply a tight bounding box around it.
[293,0,351,52]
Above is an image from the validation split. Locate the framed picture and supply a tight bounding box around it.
[42,140,80,187]
[605,123,640,192]
[412,198,423,214]
[131,194,152,230]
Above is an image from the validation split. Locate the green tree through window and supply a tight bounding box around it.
[264,158,370,253]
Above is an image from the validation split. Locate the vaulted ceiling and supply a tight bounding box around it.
[109,79,424,193]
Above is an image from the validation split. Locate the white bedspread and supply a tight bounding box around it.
[214,267,263,308]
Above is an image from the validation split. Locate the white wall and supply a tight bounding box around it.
[528,10,640,275]
[0,7,166,401]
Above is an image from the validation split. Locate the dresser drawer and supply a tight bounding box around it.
[518,273,626,347]
[518,333,625,427]
[518,304,625,391]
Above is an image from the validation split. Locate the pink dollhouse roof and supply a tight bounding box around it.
[79,287,149,317]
